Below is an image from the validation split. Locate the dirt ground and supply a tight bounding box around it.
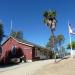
[34,58,75,75]
[1,58,75,75]
[0,60,54,75]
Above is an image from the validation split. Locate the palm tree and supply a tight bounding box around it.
[43,10,57,62]
[43,10,56,31]
[43,10,56,45]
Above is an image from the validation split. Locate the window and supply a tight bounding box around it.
[11,45,16,56]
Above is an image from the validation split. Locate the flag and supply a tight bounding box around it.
[68,24,75,35]
[69,25,73,33]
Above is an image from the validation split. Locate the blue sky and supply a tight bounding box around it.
[0,0,75,47]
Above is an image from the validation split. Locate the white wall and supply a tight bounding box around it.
[35,49,47,59]
[71,50,75,57]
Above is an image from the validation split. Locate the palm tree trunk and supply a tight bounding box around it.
[51,29,56,62]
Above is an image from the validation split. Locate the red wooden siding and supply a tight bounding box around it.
[1,37,33,63]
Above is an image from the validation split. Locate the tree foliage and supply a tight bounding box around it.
[46,34,65,50]
[44,10,57,50]
[43,10,56,30]
[10,31,23,39]
[0,21,4,44]
[46,34,65,58]
[43,10,56,22]
[57,34,65,46]
[46,35,57,49]
[67,41,75,49]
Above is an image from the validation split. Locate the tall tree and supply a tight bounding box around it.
[43,10,57,61]
[57,34,64,46]
[46,34,65,58]
[43,10,57,49]
[46,35,57,50]
[0,21,4,44]
[57,34,65,58]
[43,10,56,31]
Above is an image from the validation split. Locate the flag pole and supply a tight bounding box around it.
[68,21,73,57]
[10,20,13,35]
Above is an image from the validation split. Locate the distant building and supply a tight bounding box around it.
[71,49,75,57]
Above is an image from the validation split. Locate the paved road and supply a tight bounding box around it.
[0,59,56,75]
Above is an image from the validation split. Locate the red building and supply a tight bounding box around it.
[0,36,52,64]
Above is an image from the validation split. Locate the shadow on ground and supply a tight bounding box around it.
[55,56,70,63]
[0,63,20,68]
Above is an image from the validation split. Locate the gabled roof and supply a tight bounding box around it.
[2,36,33,47]
[14,36,42,47]
[2,36,52,52]
[14,37,49,50]
[1,36,44,48]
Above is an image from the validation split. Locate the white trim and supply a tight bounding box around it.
[26,60,32,62]
[2,36,34,47]
[11,36,34,47]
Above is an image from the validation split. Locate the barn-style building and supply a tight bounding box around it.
[0,36,52,64]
